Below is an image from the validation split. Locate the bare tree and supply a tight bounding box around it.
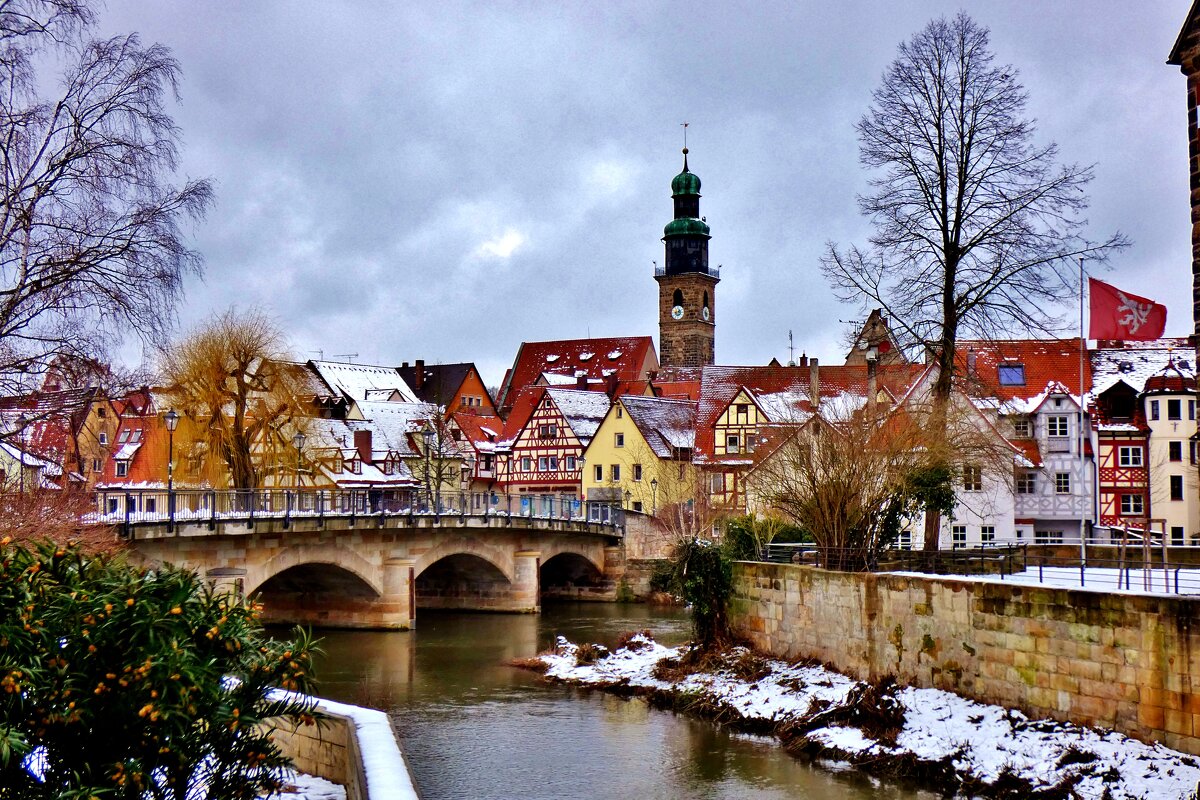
[0,0,212,396]
[160,309,310,490]
[822,12,1125,548]
[412,406,467,508]
[747,393,1012,569]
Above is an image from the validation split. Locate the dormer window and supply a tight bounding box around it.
[998,364,1025,386]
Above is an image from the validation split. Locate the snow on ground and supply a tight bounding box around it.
[267,770,346,800]
[537,635,1200,800]
[888,566,1200,597]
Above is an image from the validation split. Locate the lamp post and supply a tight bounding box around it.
[651,477,658,515]
[164,409,179,524]
[624,489,632,510]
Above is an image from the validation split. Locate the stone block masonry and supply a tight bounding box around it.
[729,562,1200,755]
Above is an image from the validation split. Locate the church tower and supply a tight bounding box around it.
[656,147,719,369]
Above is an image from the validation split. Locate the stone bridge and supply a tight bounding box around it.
[102,488,626,630]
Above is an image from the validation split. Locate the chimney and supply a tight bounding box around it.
[401,361,409,368]
[353,429,372,463]
[809,358,820,409]
[414,359,425,390]
[797,354,808,368]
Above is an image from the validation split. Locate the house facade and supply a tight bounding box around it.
[581,395,697,512]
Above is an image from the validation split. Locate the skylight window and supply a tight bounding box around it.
[998,364,1025,386]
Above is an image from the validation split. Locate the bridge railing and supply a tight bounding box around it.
[91,487,625,535]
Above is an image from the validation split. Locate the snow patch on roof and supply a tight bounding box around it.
[309,361,418,404]
[545,389,611,445]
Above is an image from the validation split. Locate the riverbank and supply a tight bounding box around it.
[520,634,1200,800]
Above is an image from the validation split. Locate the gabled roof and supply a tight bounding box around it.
[352,400,439,457]
[308,361,419,405]
[396,362,493,410]
[496,336,657,413]
[452,411,505,453]
[1168,1,1200,65]
[544,388,611,446]
[1091,338,1193,398]
[619,395,696,458]
[495,386,545,449]
[694,363,926,461]
[957,339,1089,412]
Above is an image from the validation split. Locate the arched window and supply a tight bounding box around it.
[672,289,683,307]
[702,291,710,310]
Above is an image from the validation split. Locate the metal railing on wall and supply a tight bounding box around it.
[90,488,625,538]
[760,542,1200,596]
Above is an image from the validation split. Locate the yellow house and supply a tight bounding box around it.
[581,395,697,514]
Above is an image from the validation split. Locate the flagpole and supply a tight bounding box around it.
[1079,257,1088,571]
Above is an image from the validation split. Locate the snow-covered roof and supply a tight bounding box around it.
[998,380,1081,416]
[620,395,696,457]
[545,388,611,446]
[0,440,61,476]
[346,400,440,457]
[1091,341,1194,398]
[309,361,419,404]
[112,441,142,462]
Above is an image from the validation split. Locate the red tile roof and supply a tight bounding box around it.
[957,339,1090,406]
[496,336,657,414]
[694,363,927,462]
[1012,439,1042,468]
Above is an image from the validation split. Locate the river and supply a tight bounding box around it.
[308,603,934,800]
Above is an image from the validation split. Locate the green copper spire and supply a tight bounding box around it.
[670,147,702,196]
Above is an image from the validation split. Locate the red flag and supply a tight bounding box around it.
[1088,278,1167,340]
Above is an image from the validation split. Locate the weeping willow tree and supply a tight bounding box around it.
[160,309,311,490]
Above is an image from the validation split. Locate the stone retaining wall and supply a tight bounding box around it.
[729,562,1200,755]
[272,694,420,800]
[274,709,368,800]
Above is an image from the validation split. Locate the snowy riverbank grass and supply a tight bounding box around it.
[526,634,1200,800]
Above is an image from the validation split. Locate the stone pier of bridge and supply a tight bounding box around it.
[127,514,625,630]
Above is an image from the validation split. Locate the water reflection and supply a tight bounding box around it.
[306,603,933,800]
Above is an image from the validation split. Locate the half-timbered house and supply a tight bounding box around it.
[959,340,1094,543]
[494,387,609,499]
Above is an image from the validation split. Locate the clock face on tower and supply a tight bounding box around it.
[702,306,710,321]
[671,305,684,320]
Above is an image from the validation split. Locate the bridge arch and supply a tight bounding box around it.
[413,536,515,583]
[540,550,609,601]
[249,544,384,597]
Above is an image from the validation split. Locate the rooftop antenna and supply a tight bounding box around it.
[331,353,359,363]
[788,330,795,366]
[310,349,324,361]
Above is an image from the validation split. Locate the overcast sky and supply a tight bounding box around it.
[97,1,1194,387]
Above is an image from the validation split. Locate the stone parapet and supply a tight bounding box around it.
[272,694,418,800]
[730,562,1200,755]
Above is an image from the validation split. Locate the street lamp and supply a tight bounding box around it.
[651,477,658,515]
[164,409,179,525]
[624,489,632,510]
[292,430,306,488]
[164,409,179,489]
